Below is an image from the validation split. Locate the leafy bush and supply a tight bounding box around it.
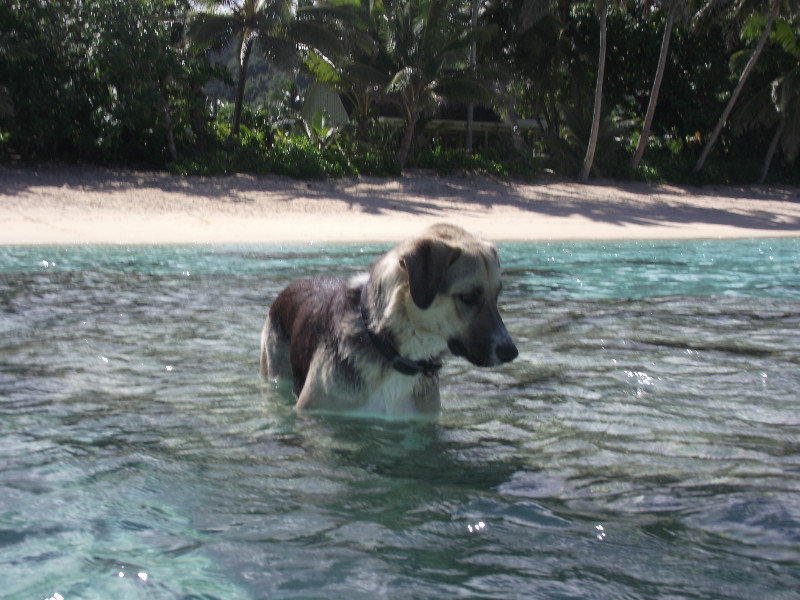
[173,110,402,178]
[5,1,797,183]
[417,144,508,178]
[1,0,221,165]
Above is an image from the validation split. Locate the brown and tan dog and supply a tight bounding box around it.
[260,224,517,415]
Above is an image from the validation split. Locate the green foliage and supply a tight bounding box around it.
[342,119,403,176]
[173,108,399,177]
[0,0,221,164]
[302,110,340,148]
[186,0,344,136]
[540,103,636,179]
[417,144,507,177]
[203,45,295,110]
[3,0,800,183]
[369,0,499,167]
[728,15,800,180]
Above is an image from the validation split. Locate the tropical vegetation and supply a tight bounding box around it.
[1,0,799,183]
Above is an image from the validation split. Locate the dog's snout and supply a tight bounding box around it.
[496,338,518,363]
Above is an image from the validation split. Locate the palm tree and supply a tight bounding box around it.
[579,0,610,182]
[303,0,392,140]
[482,0,566,148]
[630,0,688,171]
[546,103,637,176]
[380,0,495,170]
[693,0,782,172]
[732,16,800,182]
[188,0,341,137]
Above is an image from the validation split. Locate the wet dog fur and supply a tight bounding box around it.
[260,224,518,415]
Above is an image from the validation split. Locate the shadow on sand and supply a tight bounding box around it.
[3,165,799,234]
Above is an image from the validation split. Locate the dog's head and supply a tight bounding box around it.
[397,224,518,367]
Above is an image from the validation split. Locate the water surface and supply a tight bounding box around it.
[1,239,799,599]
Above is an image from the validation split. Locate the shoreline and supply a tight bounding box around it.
[2,165,799,245]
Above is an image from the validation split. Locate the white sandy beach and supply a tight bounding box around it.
[1,165,799,245]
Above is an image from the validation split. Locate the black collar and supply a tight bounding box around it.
[359,285,442,377]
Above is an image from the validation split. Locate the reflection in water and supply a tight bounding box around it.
[1,240,799,599]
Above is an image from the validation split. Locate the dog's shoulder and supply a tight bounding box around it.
[270,277,353,328]
[273,275,376,407]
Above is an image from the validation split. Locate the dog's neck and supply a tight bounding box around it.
[360,273,446,375]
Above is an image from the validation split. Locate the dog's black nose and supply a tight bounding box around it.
[496,339,518,363]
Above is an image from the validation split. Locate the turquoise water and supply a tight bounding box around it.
[1,238,799,599]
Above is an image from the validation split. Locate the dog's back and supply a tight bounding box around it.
[261,277,348,394]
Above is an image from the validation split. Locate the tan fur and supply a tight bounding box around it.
[260,224,517,416]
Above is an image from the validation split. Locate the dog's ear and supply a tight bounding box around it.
[400,239,461,309]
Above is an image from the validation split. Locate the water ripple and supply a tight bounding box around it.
[1,241,799,599]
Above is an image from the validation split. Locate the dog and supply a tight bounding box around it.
[260,224,518,415]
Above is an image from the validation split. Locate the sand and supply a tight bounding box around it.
[2,165,799,245]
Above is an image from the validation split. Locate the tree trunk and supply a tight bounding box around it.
[694,0,780,173]
[160,94,178,164]
[579,1,608,182]
[631,7,675,172]
[466,101,475,154]
[503,108,526,152]
[466,0,479,154]
[759,119,784,184]
[232,36,254,138]
[354,90,371,141]
[398,113,416,171]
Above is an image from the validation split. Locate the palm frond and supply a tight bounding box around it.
[304,49,341,85]
[257,0,298,21]
[432,76,495,105]
[771,18,798,55]
[342,63,391,87]
[518,0,554,32]
[255,34,297,66]
[387,66,415,93]
[741,11,769,42]
[186,13,240,52]
[732,84,778,133]
[729,47,759,74]
[288,19,346,58]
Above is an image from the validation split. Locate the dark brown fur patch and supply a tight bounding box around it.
[401,239,462,309]
[269,278,347,394]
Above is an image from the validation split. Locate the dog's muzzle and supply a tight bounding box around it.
[494,333,519,364]
[448,329,518,367]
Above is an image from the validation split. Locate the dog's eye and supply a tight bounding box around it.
[456,292,481,307]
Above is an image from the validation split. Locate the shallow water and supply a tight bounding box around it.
[1,239,799,600]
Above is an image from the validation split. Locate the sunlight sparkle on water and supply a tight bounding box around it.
[117,569,148,581]
[596,524,607,541]
[467,521,486,533]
